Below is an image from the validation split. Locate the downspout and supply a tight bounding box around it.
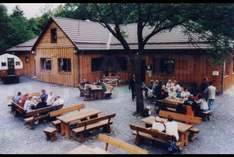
[77,48,80,86]
[221,61,225,94]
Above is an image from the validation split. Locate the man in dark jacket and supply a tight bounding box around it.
[199,77,209,100]
[129,74,136,101]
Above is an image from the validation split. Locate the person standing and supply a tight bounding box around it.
[199,77,209,100]
[129,74,136,101]
[207,81,216,110]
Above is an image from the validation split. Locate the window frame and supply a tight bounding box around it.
[153,57,176,75]
[58,58,72,73]
[50,28,57,43]
[1,62,6,67]
[40,58,52,71]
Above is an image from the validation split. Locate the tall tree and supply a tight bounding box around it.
[87,3,189,115]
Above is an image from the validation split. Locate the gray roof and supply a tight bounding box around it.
[53,17,110,50]
[53,17,210,50]
[7,37,38,52]
[7,17,211,52]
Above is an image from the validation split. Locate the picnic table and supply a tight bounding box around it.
[85,84,104,100]
[141,116,192,146]
[102,77,119,86]
[68,145,110,154]
[156,97,184,112]
[57,107,102,138]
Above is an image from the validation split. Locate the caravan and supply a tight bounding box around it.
[0,53,23,83]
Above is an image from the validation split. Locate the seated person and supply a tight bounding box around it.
[181,88,191,101]
[151,116,167,132]
[164,116,179,142]
[18,94,29,108]
[80,78,88,88]
[166,79,173,90]
[24,96,36,112]
[100,80,107,93]
[95,79,102,86]
[168,87,177,99]
[195,94,209,115]
[35,89,48,109]
[53,96,64,106]
[47,92,55,105]
[13,92,22,103]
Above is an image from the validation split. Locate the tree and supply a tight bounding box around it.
[8,6,35,47]
[181,4,234,64]
[86,3,190,115]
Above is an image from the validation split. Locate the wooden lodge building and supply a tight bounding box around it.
[6,17,234,94]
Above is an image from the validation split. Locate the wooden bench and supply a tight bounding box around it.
[22,105,63,129]
[72,113,116,142]
[159,110,202,125]
[49,104,85,132]
[98,134,148,154]
[159,110,202,141]
[129,124,183,151]
[43,127,57,142]
[49,104,85,119]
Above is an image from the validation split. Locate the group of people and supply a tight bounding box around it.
[129,74,216,116]
[80,78,113,99]
[12,89,64,113]
[80,78,110,93]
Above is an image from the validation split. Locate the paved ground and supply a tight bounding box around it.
[0,77,234,154]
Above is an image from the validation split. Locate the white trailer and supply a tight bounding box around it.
[0,53,23,83]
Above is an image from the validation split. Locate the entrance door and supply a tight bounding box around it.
[7,58,15,75]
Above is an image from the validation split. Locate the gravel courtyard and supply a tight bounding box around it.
[0,77,234,154]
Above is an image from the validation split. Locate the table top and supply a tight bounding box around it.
[85,84,102,90]
[158,97,184,106]
[57,108,102,124]
[142,116,192,133]
[68,145,110,154]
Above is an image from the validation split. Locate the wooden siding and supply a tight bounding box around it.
[144,53,223,93]
[223,59,234,90]
[17,53,36,77]
[34,20,78,86]
[36,22,74,49]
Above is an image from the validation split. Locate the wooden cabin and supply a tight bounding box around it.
[6,37,37,77]
[6,17,234,94]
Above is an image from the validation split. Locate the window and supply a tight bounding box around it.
[58,58,71,72]
[153,58,175,75]
[40,58,52,70]
[91,57,103,71]
[50,28,57,43]
[15,61,20,66]
[1,62,6,67]
[117,57,128,71]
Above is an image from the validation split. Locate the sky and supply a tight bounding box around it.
[2,3,65,19]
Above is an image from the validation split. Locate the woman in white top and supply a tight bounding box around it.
[181,88,191,100]
[53,96,64,106]
[195,94,209,111]
[24,96,35,112]
[164,116,179,141]
[47,92,55,105]
[168,87,177,99]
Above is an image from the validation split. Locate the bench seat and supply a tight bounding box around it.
[43,127,57,141]
[72,120,113,134]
